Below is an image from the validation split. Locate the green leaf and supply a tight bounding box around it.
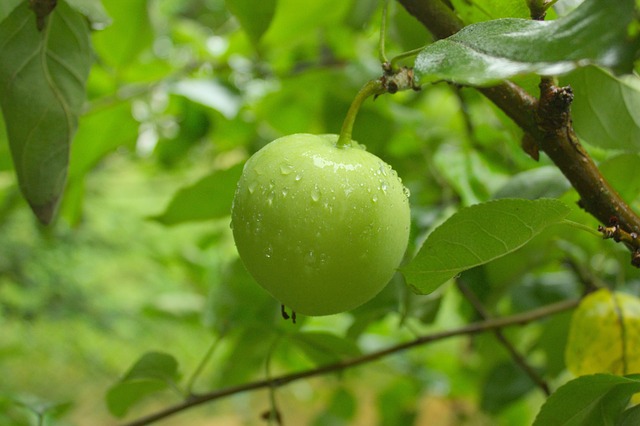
[106,351,180,418]
[403,198,570,294]
[533,374,640,426]
[290,331,361,365]
[91,0,152,68]
[567,67,640,152]
[618,404,640,426]
[152,164,243,225]
[450,0,531,23]
[494,166,570,200]
[414,0,636,86]
[0,0,21,22]
[226,0,276,45]
[600,154,640,204]
[65,0,112,30]
[0,1,92,224]
[481,361,535,413]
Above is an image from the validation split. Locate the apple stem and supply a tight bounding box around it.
[337,79,385,148]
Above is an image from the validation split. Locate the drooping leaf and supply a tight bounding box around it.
[226,0,276,45]
[414,0,636,86]
[567,66,640,152]
[0,1,92,223]
[152,163,243,225]
[403,198,570,294]
[106,351,180,418]
[565,289,640,376]
[532,374,640,426]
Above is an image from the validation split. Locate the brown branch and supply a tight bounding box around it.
[396,0,640,265]
[120,299,579,426]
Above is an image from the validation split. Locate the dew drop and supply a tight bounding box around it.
[280,163,294,175]
[403,186,411,198]
[264,245,273,258]
[282,187,289,197]
[311,185,320,202]
[372,194,378,203]
[267,190,275,206]
[380,181,389,192]
[295,173,303,182]
[248,180,258,194]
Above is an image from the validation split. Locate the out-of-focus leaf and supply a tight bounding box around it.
[450,0,530,23]
[152,163,243,225]
[567,67,640,152]
[415,0,636,86]
[493,166,570,200]
[600,154,640,204]
[565,289,640,376]
[312,387,357,425]
[481,361,535,413]
[262,0,351,47]
[69,101,138,180]
[0,0,21,22]
[535,311,572,377]
[618,404,640,426]
[290,331,361,365]
[533,374,640,426]
[170,80,241,120]
[226,0,276,44]
[106,351,179,418]
[403,199,570,294]
[0,1,92,224]
[66,0,112,29]
[92,0,152,67]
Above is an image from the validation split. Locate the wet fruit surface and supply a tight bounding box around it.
[231,133,410,316]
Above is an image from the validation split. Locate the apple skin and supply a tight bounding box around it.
[231,133,410,316]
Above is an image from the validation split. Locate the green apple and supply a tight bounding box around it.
[231,133,410,316]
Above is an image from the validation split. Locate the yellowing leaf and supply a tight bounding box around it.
[566,289,640,376]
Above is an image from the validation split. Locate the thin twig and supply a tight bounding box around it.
[121,299,579,426]
[456,281,551,396]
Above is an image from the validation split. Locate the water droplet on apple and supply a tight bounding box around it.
[311,185,320,202]
[248,180,257,194]
[282,187,289,197]
[264,245,273,258]
[295,173,303,182]
[372,194,378,203]
[380,181,389,192]
[280,163,294,175]
[403,186,411,198]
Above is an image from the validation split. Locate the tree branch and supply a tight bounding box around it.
[396,0,640,263]
[121,299,579,426]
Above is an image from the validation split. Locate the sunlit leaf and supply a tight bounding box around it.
[106,351,180,418]
[533,374,640,426]
[565,289,640,376]
[0,1,92,223]
[403,198,570,294]
[414,0,635,86]
[226,0,276,45]
[567,66,640,152]
[152,164,243,225]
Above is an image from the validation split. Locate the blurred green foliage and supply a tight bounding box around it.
[0,0,640,425]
